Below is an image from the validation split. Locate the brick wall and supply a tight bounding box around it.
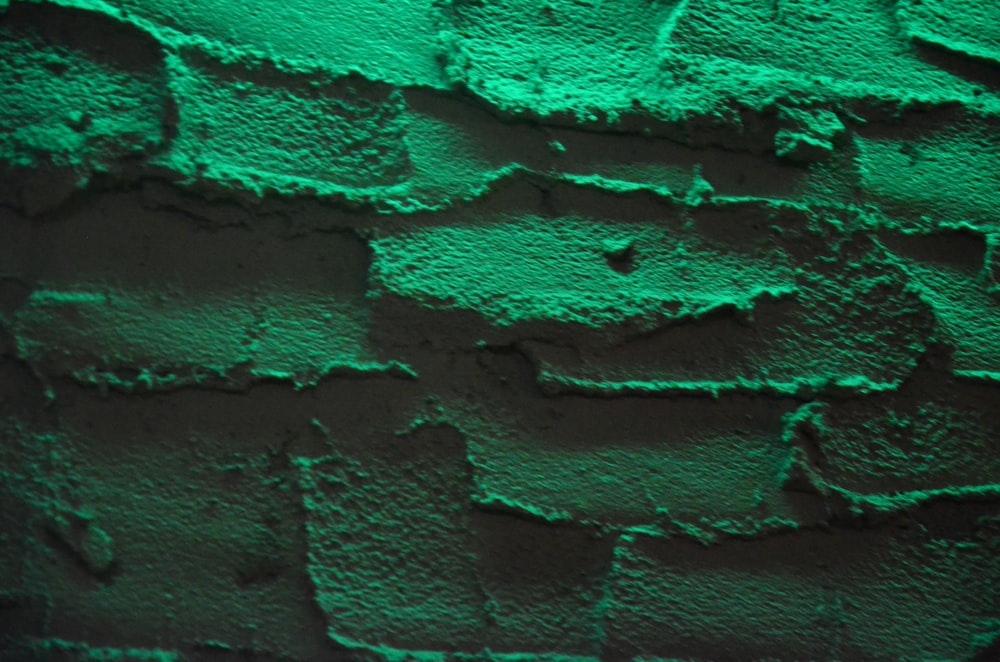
[2,0,999,659]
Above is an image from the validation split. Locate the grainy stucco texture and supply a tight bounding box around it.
[2,0,1000,659]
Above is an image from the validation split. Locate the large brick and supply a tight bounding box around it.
[605,516,1000,659]
[371,207,797,337]
[5,383,401,660]
[856,122,1000,232]
[460,394,807,529]
[112,0,445,86]
[437,0,678,119]
[162,47,412,195]
[664,0,980,99]
[4,193,401,390]
[296,424,484,652]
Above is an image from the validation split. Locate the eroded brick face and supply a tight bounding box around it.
[2,1,999,660]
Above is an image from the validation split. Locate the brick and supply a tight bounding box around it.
[0,3,168,214]
[296,425,484,652]
[437,0,678,120]
[665,0,976,99]
[472,512,614,655]
[879,230,1000,372]
[605,519,1000,659]
[371,207,797,337]
[18,390,339,660]
[855,122,1000,232]
[5,194,402,390]
[782,368,1000,496]
[464,394,804,528]
[162,47,412,194]
[114,0,444,86]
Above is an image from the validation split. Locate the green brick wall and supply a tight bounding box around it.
[1,0,999,659]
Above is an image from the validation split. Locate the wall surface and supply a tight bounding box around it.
[2,0,1000,659]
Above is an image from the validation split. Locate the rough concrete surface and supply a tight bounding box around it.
[1,0,1000,660]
